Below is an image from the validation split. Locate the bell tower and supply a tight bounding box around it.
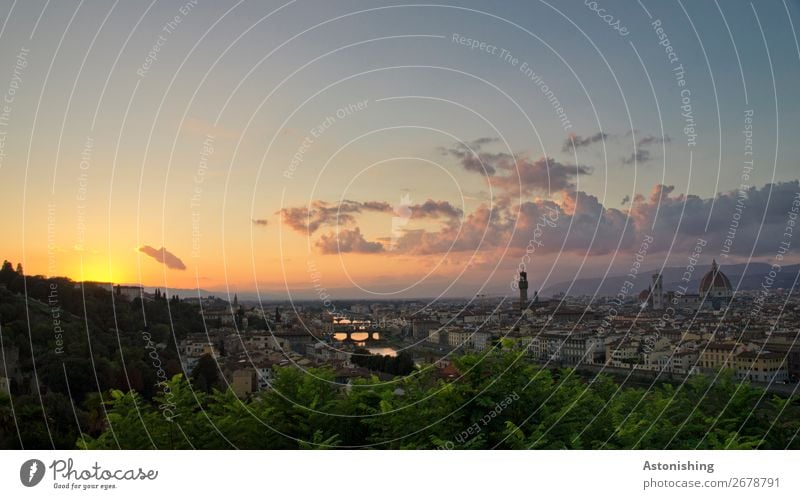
[651,274,664,310]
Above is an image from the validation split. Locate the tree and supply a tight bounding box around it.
[191,354,220,393]
[0,261,15,285]
[0,392,15,446]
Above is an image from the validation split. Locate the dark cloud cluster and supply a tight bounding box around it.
[279,198,462,235]
[279,198,463,253]
[562,132,608,152]
[387,192,629,257]
[628,180,800,256]
[441,139,590,196]
[489,157,592,195]
[439,137,511,176]
[281,136,796,261]
[386,180,799,259]
[391,201,515,255]
[138,245,186,270]
[409,199,463,220]
[278,200,392,234]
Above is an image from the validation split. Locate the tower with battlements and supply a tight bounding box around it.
[519,270,529,312]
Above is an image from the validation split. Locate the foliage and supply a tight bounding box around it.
[0,265,200,448]
[76,350,800,450]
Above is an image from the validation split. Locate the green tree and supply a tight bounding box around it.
[191,354,220,393]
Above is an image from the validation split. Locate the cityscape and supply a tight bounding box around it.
[2,253,799,449]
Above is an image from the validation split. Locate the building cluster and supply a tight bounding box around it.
[506,262,798,385]
[176,302,399,398]
[164,259,799,399]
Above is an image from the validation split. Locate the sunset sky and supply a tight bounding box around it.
[1,0,799,299]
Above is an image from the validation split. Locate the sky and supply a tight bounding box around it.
[0,0,799,299]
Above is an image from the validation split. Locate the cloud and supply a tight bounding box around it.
[279,135,797,263]
[385,180,800,259]
[442,139,591,195]
[622,148,651,165]
[562,132,608,152]
[542,190,634,255]
[388,192,628,257]
[440,137,512,176]
[279,198,463,236]
[315,227,385,254]
[468,137,497,147]
[409,199,462,220]
[490,157,592,195]
[279,181,800,260]
[638,134,671,147]
[252,219,269,226]
[622,134,671,165]
[389,197,518,255]
[627,180,800,256]
[138,246,186,270]
[278,200,392,234]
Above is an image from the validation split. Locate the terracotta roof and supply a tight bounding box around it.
[699,259,732,294]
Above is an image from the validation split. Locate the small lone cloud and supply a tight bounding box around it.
[138,245,186,270]
[252,219,269,227]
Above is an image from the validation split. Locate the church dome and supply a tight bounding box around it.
[699,260,732,297]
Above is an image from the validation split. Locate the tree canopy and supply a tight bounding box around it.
[75,350,800,450]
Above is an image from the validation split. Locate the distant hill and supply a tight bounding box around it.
[540,262,800,297]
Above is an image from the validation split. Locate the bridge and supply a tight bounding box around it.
[329,317,383,342]
[333,330,381,342]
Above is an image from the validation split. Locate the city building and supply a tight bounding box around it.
[527,330,603,365]
[698,342,746,371]
[699,259,733,310]
[605,338,642,368]
[114,285,144,301]
[231,369,256,398]
[411,319,441,340]
[735,351,788,383]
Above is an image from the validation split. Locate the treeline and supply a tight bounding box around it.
[351,348,415,376]
[73,349,800,450]
[0,261,203,448]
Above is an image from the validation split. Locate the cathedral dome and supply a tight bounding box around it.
[699,260,732,297]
